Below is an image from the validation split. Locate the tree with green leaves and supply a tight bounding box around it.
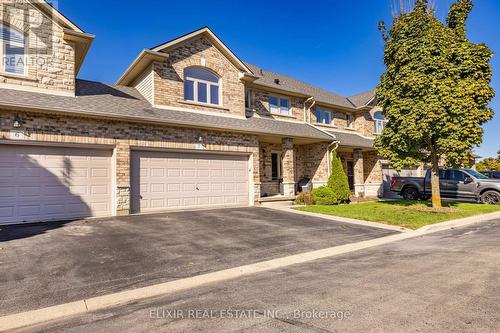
[376,0,495,208]
[327,150,351,202]
[476,156,500,172]
[311,150,351,205]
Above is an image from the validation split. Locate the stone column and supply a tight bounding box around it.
[353,149,365,197]
[281,138,296,196]
[115,141,131,216]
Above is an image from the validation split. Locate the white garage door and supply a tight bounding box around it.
[131,151,249,213]
[0,145,112,224]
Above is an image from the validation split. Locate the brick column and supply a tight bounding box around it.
[353,149,365,197]
[115,141,130,215]
[281,138,296,196]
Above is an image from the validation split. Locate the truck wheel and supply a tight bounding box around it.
[402,187,419,201]
[481,191,500,205]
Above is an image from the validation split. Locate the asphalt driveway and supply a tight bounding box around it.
[19,219,500,333]
[0,207,396,316]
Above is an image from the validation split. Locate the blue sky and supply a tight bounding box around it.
[59,0,500,158]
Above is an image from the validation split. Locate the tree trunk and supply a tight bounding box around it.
[430,151,442,209]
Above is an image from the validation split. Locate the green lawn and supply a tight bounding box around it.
[296,201,500,230]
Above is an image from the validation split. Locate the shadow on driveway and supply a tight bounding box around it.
[0,207,397,317]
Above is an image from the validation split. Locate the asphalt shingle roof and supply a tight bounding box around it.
[347,90,376,108]
[0,79,334,141]
[326,129,375,148]
[244,63,356,108]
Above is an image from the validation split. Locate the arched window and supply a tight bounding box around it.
[184,67,220,106]
[374,111,387,134]
[0,24,26,75]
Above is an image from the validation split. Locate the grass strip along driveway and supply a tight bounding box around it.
[297,201,500,230]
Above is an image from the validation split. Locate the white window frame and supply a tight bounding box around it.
[184,68,221,107]
[269,95,290,115]
[0,24,27,76]
[315,107,333,126]
[346,113,355,129]
[374,112,387,134]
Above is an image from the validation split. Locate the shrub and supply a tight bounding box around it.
[327,150,351,204]
[295,191,315,205]
[312,186,339,205]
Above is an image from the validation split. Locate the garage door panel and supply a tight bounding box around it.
[0,145,112,224]
[131,151,249,213]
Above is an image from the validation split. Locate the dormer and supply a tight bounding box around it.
[0,0,93,96]
[118,27,255,117]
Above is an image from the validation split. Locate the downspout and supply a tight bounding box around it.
[304,96,315,123]
[327,139,340,176]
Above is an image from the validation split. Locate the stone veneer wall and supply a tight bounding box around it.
[294,143,330,183]
[0,1,76,94]
[0,110,260,214]
[153,36,245,116]
[353,111,375,137]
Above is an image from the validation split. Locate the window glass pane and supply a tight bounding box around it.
[439,170,447,179]
[271,153,279,180]
[269,96,279,113]
[184,80,194,101]
[5,44,24,74]
[210,84,219,105]
[324,111,332,124]
[316,109,324,123]
[198,82,207,103]
[374,111,385,120]
[184,67,219,83]
[279,98,289,114]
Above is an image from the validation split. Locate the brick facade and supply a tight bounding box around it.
[0,2,76,94]
[249,88,305,121]
[153,36,245,116]
[0,110,260,213]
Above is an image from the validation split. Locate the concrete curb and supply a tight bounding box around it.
[271,206,411,232]
[1,210,499,332]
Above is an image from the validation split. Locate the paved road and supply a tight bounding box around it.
[0,207,395,316]
[19,219,500,333]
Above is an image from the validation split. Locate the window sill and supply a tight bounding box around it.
[178,99,230,111]
[0,71,37,82]
[314,123,335,128]
[270,112,295,119]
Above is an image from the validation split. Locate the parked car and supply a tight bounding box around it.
[390,168,500,204]
[481,170,500,179]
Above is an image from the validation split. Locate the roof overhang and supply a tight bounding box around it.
[117,50,170,85]
[33,0,85,33]
[151,27,253,75]
[63,29,95,75]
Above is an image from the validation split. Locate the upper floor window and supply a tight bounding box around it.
[269,96,289,115]
[315,107,332,125]
[374,111,387,134]
[0,24,26,75]
[346,113,355,129]
[184,67,220,106]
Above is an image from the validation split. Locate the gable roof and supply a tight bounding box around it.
[348,90,376,108]
[0,79,334,142]
[31,1,94,75]
[152,27,253,74]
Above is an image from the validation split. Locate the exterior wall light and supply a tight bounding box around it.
[13,115,24,128]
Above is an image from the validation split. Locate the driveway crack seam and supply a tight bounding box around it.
[83,299,89,311]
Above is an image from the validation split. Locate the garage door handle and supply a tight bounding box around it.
[196,186,200,191]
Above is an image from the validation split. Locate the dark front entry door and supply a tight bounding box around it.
[346,161,355,191]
